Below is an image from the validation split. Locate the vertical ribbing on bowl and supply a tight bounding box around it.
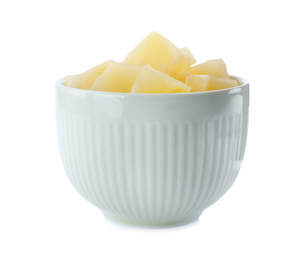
[59,113,108,212]
[199,113,243,210]
[57,108,248,226]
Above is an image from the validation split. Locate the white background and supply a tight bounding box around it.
[1,0,298,259]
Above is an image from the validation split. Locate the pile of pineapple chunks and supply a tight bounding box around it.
[65,31,239,93]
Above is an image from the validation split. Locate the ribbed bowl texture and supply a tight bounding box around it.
[55,76,249,228]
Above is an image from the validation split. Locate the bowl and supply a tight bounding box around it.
[55,76,249,228]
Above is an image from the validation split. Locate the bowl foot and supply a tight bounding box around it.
[103,211,203,229]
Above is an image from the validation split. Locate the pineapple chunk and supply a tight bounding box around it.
[177,47,196,82]
[181,47,196,64]
[186,75,238,92]
[177,70,191,83]
[64,75,77,85]
[123,31,195,79]
[188,59,230,79]
[66,59,115,90]
[90,63,143,93]
[131,65,191,93]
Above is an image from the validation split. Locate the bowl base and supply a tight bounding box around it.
[103,211,203,229]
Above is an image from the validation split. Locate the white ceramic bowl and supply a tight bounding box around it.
[55,76,249,228]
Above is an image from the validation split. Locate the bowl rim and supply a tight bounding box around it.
[56,75,249,97]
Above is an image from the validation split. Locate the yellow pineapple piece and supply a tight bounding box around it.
[131,65,191,93]
[123,31,195,79]
[181,47,196,64]
[64,75,77,85]
[177,47,196,82]
[188,59,230,79]
[186,75,238,92]
[90,63,143,93]
[177,70,191,83]
[66,59,116,90]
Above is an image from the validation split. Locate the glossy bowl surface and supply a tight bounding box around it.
[55,76,249,228]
